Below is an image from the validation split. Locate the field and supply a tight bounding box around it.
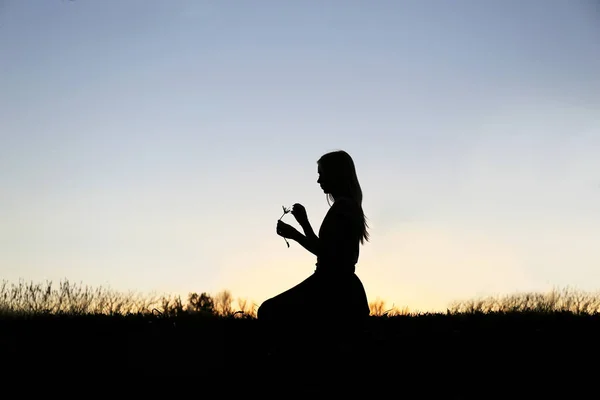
[1,280,598,394]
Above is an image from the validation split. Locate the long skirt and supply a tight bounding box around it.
[257,270,370,325]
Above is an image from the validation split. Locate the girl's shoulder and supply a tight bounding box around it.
[331,197,360,215]
[333,196,358,207]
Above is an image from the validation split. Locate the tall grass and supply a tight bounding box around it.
[448,286,600,315]
[1,279,598,318]
[0,279,257,318]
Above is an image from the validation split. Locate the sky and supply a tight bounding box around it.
[1,0,599,312]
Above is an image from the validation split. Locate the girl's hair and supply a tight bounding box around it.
[317,150,370,244]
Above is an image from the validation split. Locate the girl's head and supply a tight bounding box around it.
[317,150,370,244]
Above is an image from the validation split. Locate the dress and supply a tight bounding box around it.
[258,198,370,324]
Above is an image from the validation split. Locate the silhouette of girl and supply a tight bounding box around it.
[258,150,370,327]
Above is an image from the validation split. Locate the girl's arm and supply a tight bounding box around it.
[299,217,319,243]
[291,230,320,256]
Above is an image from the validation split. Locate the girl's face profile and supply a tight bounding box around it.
[317,164,330,193]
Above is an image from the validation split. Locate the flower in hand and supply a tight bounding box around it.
[279,205,291,221]
[276,220,299,241]
[278,205,292,247]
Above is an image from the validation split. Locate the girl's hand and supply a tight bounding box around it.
[291,203,308,225]
[276,220,299,240]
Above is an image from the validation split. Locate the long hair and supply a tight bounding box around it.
[317,150,370,245]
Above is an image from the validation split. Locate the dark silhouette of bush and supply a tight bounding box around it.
[187,292,215,314]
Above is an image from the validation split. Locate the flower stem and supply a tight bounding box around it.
[279,206,291,248]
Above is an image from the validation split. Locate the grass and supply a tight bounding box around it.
[0,279,256,318]
[2,278,598,318]
[0,278,598,387]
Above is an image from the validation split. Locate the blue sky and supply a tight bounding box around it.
[1,0,599,311]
